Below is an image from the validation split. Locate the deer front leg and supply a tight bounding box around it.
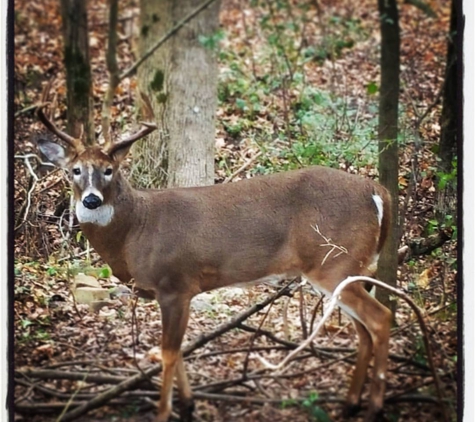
[175,352,194,421]
[156,293,192,422]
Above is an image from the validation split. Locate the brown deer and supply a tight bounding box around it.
[36,105,392,422]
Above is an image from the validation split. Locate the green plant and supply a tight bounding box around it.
[301,391,331,422]
[198,29,225,52]
[413,336,428,366]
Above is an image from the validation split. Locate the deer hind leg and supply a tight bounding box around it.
[344,318,373,416]
[156,293,192,422]
[338,283,392,422]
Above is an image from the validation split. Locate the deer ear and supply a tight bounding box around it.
[36,136,71,168]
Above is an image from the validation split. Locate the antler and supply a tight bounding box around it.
[36,105,84,152]
[106,122,158,156]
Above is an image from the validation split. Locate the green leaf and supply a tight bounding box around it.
[236,98,247,110]
[21,319,33,328]
[367,81,378,95]
[310,406,331,422]
[98,266,112,279]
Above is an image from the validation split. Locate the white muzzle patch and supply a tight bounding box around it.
[75,202,114,226]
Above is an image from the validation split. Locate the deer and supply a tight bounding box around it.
[36,104,393,422]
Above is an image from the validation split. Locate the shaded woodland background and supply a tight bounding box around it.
[13,0,458,421]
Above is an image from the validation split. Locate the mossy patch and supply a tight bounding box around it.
[157,93,168,104]
[64,46,91,107]
[150,70,165,92]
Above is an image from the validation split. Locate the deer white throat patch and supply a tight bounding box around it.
[75,202,115,226]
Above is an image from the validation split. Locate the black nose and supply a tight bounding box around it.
[82,194,102,210]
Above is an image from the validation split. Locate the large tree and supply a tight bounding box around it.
[376,0,400,311]
[132,0,221,188]
[435,0,457,224]
[60,0,94,144]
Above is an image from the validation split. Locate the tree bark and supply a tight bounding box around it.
[132,0,220,188]
[101,0,120,146]
[435,0,457,224]
[60,0,94,144]
[377,0,400,311]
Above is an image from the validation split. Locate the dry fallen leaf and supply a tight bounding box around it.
[417,268,433,289]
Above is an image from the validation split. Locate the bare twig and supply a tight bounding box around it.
[241,279,296,377]
[14,104,38,118]
[223,151,263,183]
[14,154,55,225]
[298,284,308,339]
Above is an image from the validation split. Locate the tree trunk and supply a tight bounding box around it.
[60,0,94,144]
[132,0,220,188]
[435,0,457,224]
[377,0,400,312]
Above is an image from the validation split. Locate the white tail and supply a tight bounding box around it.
[37,105,392,422]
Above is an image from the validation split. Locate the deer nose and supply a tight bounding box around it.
[82,194,102,210]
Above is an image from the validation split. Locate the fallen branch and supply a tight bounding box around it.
[14,391,442,415]
[16,369,127,385]
[398,230,452,263]
[238,323,336,361]
[186,345,290,361]
[193,391,345,405]
[15,398,151,414]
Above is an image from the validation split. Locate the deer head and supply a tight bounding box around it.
[36,105,157,224]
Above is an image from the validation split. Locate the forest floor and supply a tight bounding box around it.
[13,0,457,421]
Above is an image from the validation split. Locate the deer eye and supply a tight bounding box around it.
[72,168,81,176]
[104,168,113,176]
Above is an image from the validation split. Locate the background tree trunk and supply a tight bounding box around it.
[60,0,94,144]
[132,0,220,188]
[377,0,400,312]
[435,0,457,224]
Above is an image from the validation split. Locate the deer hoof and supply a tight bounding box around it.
[179,400,194,422]
[363,408,384,422]
[343,403,362,418]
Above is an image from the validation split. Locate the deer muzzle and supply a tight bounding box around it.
[82,193,103,210]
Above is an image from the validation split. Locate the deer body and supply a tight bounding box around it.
[80,168,388,297]
[37,107,393,422]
